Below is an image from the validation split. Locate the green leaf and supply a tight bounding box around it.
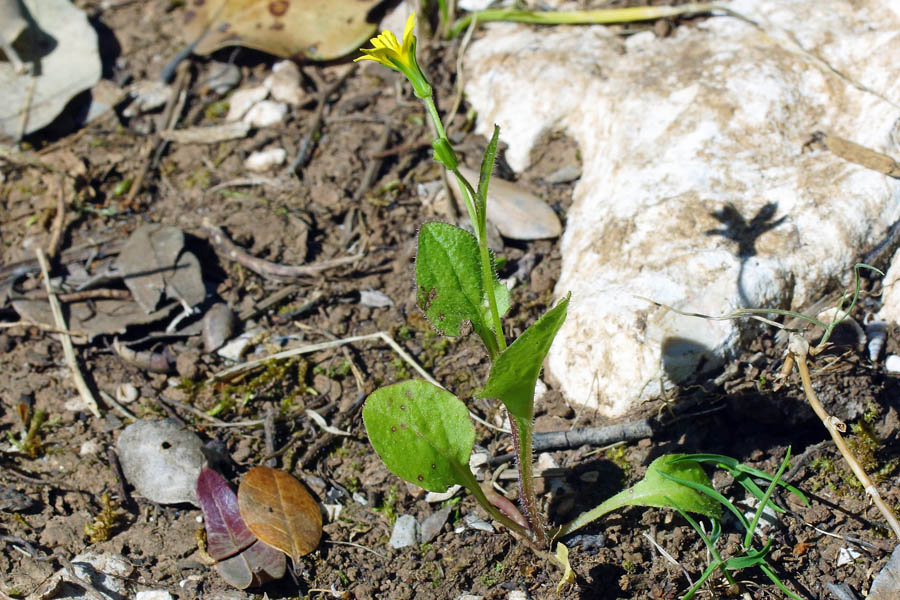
[557,454,721,537]
[362,380,475,493]
[416,222,508,353]
[480,294,569,419]
[475,126,500,233]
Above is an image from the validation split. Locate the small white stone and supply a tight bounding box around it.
[456,595,485,600]
[836,546,861,567]
[243,100,287,128]
[217,329,263,361]
[80,440,102,456]
[464,513,495,533]
[359,289,394,308]
[742,496,779,532]
[264,60,306,106]
[244,148,287,172]
[324,504,343,521]
[226,86,268,122]
[389,514,419,549]
[885,354,900,374]
[135,592,174,600]
[115,383,139,404]
[352,491,368,506]
[507,591,529,600]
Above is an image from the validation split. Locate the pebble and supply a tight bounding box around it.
[217,328,262,361]
[226,86,268,122]
[451,166,562,240]
[243,100,288,128]
[885,354,900,374]
[420,506,452,544]
[389,514,419,549]
[135,592,174,600]
[265,60,306,106]
[244,148,287,171]
[202,303,236,353]
[115,383,139,404]
[79,440,102,456]
[456,596,484,600]
[359,289,394,308]
[203,62,241,95]
[464,513,495,533]
[507,591,529,600]
[175,350,201,380]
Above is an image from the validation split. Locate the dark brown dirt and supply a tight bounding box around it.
[1,2,898,599]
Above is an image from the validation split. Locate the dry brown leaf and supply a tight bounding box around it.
[237,466,322,564]
[182,0,380,62]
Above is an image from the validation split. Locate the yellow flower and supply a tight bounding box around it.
[356,13,432,99]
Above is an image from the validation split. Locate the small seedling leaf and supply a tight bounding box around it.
[363,380,475,492]
[216,539,286,590]
[196,468,256,561]
[416,222,508,353]
[555,541,576,593]
[558,454,721,537]
[480,294,570,419]
[237,467,323,565]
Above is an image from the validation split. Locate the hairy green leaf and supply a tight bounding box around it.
[475,126,500,233]
[480,294,569,419]
[557,454,721,537]
[363,380,475,492]
[416,222,508,353]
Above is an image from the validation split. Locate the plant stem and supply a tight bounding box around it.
[510,414,546,547]
[451,461,532,540]
[789,335,900,539]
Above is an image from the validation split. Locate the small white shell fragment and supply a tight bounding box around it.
[243,100,287,128]
[116,419,206,506]
[866,320,888,361]
[836,546,861,567]
[742,496,779,532]
[352,491,368,505]
[115,383,139,404]
[426,485,462,503]
[464,513,495,533]
[359,289,394,308]
[244,148,287,172]
[885,354,900,374]
[324,504,343,522]
[135,592,174,600]
[264,60,306,106]
[225,86,268,122]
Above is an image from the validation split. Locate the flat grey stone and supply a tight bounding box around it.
[419,506,452,543]
[389,514,419,549]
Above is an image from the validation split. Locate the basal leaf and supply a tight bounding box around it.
[196,468,256,561]
[479,294,569,419]
[558,454,721,537]
[416,222,507,354]
[363,380,475,492]
[237,467,323,565]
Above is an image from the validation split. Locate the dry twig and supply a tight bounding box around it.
[34,248,101,418]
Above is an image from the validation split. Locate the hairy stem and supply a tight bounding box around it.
[510,413,547,547]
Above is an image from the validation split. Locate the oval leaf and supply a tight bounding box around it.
[237,467,322,565]
[480,294,569,419]
[363,380,474,493]
[196,468,256,561]
[416,222,508,353]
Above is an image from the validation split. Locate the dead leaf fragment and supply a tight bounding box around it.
[115,224,205,314]
[182,0,380,61]
[237,466,322,564]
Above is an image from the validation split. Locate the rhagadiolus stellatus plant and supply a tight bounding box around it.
[357,13,722,555]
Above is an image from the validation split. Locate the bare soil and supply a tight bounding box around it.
[1,2,898,599]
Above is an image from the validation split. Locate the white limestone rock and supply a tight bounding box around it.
[463,0,900,416]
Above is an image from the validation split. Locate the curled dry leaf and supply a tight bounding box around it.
[182,0,380,62]
[237,466,322,565]
[196,468,286,589]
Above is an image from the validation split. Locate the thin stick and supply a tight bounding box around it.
[97,390,137,421]
[788,334,900,539]
[202,219,361,281]
[34,248,101,419]
[47,179,66,260]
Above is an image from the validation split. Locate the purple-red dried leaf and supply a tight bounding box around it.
[196,468,255,560]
